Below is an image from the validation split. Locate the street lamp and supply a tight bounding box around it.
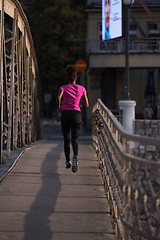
[123,0,134,100]
[118,0,136,134]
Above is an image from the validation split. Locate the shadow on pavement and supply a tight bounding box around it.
[24,143,61,240]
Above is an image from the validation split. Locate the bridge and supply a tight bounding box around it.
[0,0,41,164]
[0,1,160,240]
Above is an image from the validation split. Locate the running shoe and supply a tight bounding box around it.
[66,161,72,169]
[72,155,78,173]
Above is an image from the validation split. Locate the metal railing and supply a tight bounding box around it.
[92,99,160,240]
[88,38,160,54]
[0,0,42,163]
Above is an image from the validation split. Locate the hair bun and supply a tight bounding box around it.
[66,64,78,73]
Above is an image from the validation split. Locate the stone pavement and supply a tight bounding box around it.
[0,121,115,240]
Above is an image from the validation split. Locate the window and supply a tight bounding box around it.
[130,23,138,39]
[148,22,160,38]
[147,22,160,51]
[129,23,138,52]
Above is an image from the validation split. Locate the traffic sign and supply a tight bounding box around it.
[75,59,87,72]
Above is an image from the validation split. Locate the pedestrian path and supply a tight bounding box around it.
[0,122,115,240]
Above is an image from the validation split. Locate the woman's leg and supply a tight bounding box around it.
[61,111,71,162]
[71,111,81,157]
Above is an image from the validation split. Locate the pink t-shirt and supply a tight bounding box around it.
[60,84,86,112]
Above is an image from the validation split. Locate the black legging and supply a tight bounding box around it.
[61,110,81,161]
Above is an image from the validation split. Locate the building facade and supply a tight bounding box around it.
[86,0,160,129]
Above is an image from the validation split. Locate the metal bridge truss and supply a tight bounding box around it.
[0,0,41,163]
[92,99,160,240]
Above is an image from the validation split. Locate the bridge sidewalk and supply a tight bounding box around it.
[0,121,115,240]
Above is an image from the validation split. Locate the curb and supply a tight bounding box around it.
[0,141,41,183]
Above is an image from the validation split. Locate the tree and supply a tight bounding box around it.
[22,0,86,111]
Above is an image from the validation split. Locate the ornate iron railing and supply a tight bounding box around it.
[0,0,42,163]
[92,99,160,240]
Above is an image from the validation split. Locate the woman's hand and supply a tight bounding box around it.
[57,107,61,114]
[80,94,89,108]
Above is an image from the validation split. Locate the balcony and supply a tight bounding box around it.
[88,38,160,54]
[87,38,160,69]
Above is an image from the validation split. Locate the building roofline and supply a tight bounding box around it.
[86,0,160,10]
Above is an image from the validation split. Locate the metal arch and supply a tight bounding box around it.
[0,0,42,163]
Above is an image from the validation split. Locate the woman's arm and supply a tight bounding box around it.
[80,94,89,108]
[56,88,64,113]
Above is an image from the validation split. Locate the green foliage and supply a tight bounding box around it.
[22,0,86,108]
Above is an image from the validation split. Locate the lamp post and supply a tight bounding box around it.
[118,0,136,134]
[123,0,134,99]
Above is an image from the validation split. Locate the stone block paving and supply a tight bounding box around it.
[0,121,115,240]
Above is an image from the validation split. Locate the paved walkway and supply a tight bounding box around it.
[0,121,115,240]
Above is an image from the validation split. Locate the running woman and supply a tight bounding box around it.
[56,64,89,172]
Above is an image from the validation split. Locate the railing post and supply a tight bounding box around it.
[115,130,119,143]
